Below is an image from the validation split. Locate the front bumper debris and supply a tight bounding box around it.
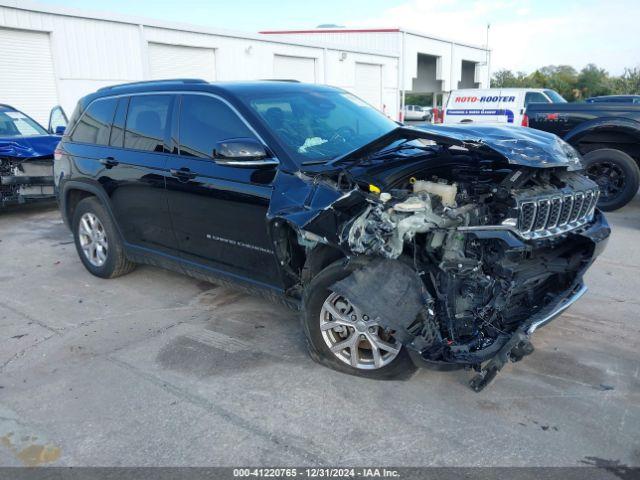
[1,157,54,206]
[412,211,610,391]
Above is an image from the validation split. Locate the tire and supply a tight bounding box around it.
[582,148,640,211]
[301,258,417,380]
[72,197,136,279]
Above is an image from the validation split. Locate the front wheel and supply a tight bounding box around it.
[301,259,416,380]
[583,148,639,211]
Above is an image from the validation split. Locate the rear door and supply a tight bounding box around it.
[165,93,283,288]
[65,94,178,255]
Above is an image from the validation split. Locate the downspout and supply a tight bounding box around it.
[400,30,406,122]
[323,47,328,84]
[139,24,150,80]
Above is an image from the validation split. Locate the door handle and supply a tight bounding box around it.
[170,167,196,180]
[99,157,119,168]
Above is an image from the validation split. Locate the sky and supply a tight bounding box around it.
[38,0,640,75]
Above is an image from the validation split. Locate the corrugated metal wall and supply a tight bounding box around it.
[0,3,400,123]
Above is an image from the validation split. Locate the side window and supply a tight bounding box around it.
[110,97,129,148]
[178,95,255,159]
[124,95,173,152]
[524,92,550,106]
[70,98,117,145]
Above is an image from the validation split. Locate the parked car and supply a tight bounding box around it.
[586,95,640,104]
[526,101,640,210]
[0,104,67,208]
[443,88,566,126]
[403,104,432,121]
[55,80,609,391]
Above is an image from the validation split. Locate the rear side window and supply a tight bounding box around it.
[71,98,117,145]
[178,95,254,159]
[124,95,173,152]
[524,92,550,106]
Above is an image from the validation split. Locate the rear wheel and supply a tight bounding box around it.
[583,148,639,211]
[301,259,416,380]
[72,197,135,278]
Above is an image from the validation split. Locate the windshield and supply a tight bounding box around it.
[543,90,567,103]
[0,110,47,137]
[242,90,398,165]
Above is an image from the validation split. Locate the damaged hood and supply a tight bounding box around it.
[415,124,582,170]
[0,135,60,159]
[327,125,582,171]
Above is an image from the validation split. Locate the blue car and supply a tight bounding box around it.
[0,104,67,207]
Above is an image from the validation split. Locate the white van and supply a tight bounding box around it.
[442,88,566,126]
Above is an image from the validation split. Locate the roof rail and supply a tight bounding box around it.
[98,78,208,92]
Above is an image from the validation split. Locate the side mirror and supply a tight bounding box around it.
[213,138,278,167]
[55,126,66,135]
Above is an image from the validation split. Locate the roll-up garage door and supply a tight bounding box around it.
[0,28,58,126]
[355,62,382,111]
[148,43,216,81]
[273,55,316,83]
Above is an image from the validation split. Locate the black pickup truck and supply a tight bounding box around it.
[526,102,640,210]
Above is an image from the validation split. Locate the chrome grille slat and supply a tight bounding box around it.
[570,193,584,223]
[517,188,597,240]
[558,194,573,226]
[579,191,593,218]
[534,200,551,231]
[547,197,562,229]
[519,202,537,233]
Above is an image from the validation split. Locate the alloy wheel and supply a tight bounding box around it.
[78,212,109,267]
[319,292,401,370]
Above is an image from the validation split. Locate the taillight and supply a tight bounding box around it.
[433,108,442,124]
[521,113,529,127]
[54,147,63,161]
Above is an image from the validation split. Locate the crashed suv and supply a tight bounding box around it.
[55,80,609,390]
[0,104,67,207]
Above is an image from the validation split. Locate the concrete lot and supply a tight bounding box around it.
[0,197,639,468]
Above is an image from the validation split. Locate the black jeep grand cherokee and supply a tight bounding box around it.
[55,79,610,390]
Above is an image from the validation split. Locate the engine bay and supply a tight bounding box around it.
[336,159,601,388]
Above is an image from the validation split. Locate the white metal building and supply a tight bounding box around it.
[260,28,491,111]
[0,1,399,125]
[0,1,490,125]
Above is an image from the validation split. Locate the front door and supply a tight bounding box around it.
[164,93,283,289]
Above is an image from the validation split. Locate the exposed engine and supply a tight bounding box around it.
[342,161,600,385]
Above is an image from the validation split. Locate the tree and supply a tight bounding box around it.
[577,64,611,99]
[491,69,528,88]
[540,65,578,100]
[490,64,640,101]
[611,67,640,94]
